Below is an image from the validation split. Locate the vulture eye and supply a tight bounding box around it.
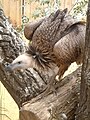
[18,61,22,64]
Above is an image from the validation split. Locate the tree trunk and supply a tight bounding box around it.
[0,8,48,108]
[0,8,82,120]
[76,1,90,120]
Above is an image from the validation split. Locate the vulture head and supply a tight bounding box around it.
[6,53,36,71]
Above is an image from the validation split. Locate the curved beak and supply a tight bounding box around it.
[6,64,13,71]
[6,64,15,71]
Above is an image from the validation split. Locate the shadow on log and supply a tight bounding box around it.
[20,110,40,120]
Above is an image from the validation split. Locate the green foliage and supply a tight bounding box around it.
[32,0,61,19]
[71,0,88,19]
[40,0,50,4]
[22,16,29,23]
[32,7,43,19]
[16,15,29,35]
[31,0,88,20]
[18,0,88,34]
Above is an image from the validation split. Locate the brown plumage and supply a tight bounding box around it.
[24,17,45,40]
[7,9,86,82]
[25,9,85,78]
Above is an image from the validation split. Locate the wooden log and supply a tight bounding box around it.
[20,67,81,120]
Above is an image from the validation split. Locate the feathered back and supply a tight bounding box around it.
[24,17,45,40]
[54,23,85,66]
[26,21,85,70]
[24,9,68,43]
[25,9,85,72]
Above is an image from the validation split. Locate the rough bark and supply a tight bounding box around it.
[20,67,81,120]
[76,1,90,120]
[0,8,49,108]
[0,8,82,120]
